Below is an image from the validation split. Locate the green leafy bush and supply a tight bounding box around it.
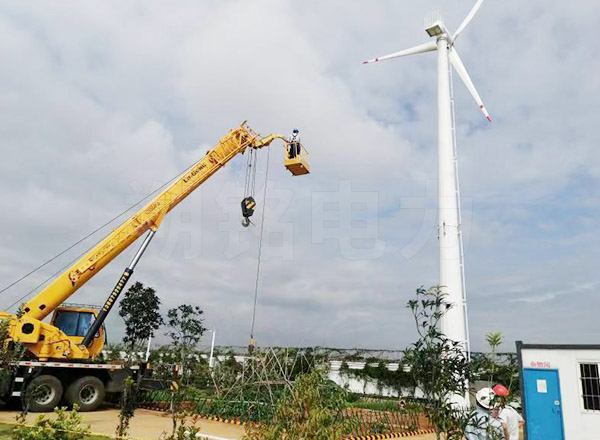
[159,414,202,440]
[1,319,26,382]
[243,369,357,440]
[12,406,90,440]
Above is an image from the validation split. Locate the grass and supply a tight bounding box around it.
[346,398,423,413]
[142,387,212,403]
[0,423,111,440]
[348,399,400,411]
[347,400,400,412]
[0,424,11,439]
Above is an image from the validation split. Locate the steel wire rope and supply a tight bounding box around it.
[249,145,271,345]
[1,159,200,309]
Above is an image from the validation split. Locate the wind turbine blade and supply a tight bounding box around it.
[453,0,485,41]
[449,48,491,122]
[363,41,436,64]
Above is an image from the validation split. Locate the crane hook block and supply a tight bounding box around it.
[241,196,256,227]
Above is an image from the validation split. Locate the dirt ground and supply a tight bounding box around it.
[0,408,438,440]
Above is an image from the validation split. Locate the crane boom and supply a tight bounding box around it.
[20,124,284,322]
[0,122,308,414]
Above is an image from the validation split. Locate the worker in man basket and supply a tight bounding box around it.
[288,128,301,159]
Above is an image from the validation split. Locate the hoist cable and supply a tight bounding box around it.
[243,150,251,196]
[251,152,258,197]
[243,149,258,199]
[249,146,271,341]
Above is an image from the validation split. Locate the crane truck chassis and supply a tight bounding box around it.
[0,360,146,412]
[0,123,309,411]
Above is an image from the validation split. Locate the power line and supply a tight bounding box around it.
[1,207,136,297]
[6,243,97,311]
[1,162,196,307]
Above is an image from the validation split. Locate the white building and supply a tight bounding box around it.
[518,342,600,440]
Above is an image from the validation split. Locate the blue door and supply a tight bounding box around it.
[523,368,565,440]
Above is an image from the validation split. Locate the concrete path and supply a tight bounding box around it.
[0,408,245,440]
[0,408,438,440]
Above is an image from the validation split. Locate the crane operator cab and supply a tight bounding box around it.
[284,128,309,176]
[50,305,105,357]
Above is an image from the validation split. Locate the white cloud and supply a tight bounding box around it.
[0,0,599,352]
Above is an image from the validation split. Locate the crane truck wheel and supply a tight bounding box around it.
[65,376,105,412]
[25,375,63,412]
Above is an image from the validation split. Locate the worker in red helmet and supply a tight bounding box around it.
[492,384,524,440]
[493,384,510,397]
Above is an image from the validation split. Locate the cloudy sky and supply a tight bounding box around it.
[0,1,598,352]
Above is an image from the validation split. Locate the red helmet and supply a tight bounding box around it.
[493,384,510,397]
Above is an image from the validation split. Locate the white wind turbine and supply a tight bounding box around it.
[364,0,490,404]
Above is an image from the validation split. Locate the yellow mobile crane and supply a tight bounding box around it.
[0,122,309,411]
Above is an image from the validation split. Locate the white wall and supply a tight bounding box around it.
[521,347,600,440]
[328,360,417,398]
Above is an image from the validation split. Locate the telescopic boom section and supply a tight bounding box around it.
[22,124,285,321]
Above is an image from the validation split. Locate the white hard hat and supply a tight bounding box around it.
[476,387,495,409]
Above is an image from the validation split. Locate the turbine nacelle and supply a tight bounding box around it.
[424,13,450,39]
[363,0,490,123]
[425,20,447,38]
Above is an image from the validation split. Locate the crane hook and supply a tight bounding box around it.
[241,197,256,227]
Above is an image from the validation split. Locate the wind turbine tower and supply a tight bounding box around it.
[364,0,490,385]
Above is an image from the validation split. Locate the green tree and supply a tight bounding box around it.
[161,304,207,437]
[165,304,206,384]
[165,303,206,384]
[165,304,206,349]
[116,282,162,438]
[115,375,138,439]
[0,319,26,382]
[486,332,503,352]
[470,332,520,398]
[485,332,503,384]
[403,286,472,440]
[118,281,164,351]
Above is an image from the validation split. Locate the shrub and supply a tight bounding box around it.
[244,369,357,440]
[1,319,26,381]
[12,406,90,440]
